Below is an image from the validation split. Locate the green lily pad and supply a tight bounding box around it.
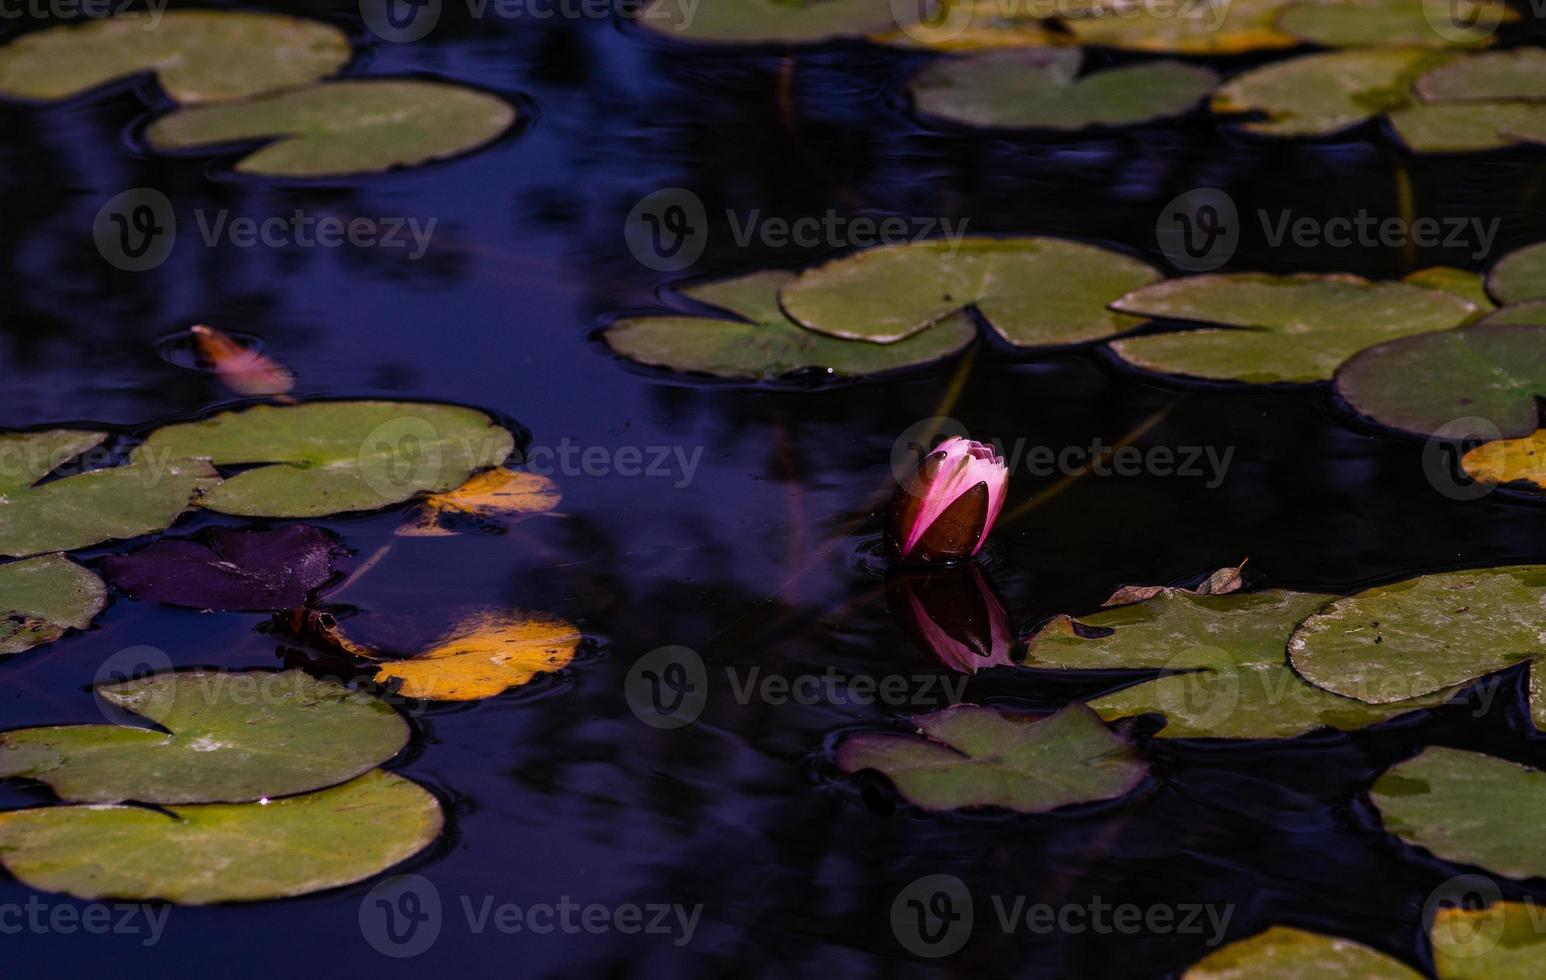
[780,237,1160,346]
[0,769,440,904]
[1290,567,1546,728]
[1403,267,1495,311]
[0,430,217,558]
[1334,322,1546,438]
[1213,48,1445,137]
[1373,747,1546,880]
[638,0,903,43]
[0,11,349,104]
[604,270,976,380]
[910,49,1217,130]
[1499,110,1546,147]
[1416,49,1546,102]
[1388,101,1533,153]
[1024,588,1450,739]
[1107,273,1479,384]
[0,670,408,804]
[136,401,513,518]
[869,0,1066,50]
[1064,0,1301,54]
[0,555,106,655]
[145,80,516,178]
[834,703,1146,812]
[1182,926,1423,979]
[1276,0,1512,49]
[1431,903,1546,978]
[1488,242,1546,305]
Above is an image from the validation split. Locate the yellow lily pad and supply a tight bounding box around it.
[369,610,581,701]
[398,467,562,537]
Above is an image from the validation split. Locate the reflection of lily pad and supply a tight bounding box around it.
[1024,588,1449,739]
[0,11,349,104]
[835,703,1146,812]
[0,769,440,904]
[604,270,976,379]
[0,556,106,655]
[910,49,1217,130]
[137,401,513,518]
[1108,273,1479,383]
[1334,323,1546,438]
[365,610,582,701]
[780,238,1159,346]
[1064,0,1300,54]
[639,0,903,43]
[0,671,408,804]
[1214,48,1443,137]
[1487,241,1546,305]
[1461,430,1546,493]
[145,80,516,177]
[1277,0,1512,49]
[1373,747,1546,880]
[1182,926,1422,979]
[1290,567,1546,728]
[104,526,345,611]
[0,430,218,558]
[1431,903,1546,978]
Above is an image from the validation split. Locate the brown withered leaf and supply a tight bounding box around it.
[1102,560,1248,607]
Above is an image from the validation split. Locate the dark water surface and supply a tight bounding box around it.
[4,4,1546,977]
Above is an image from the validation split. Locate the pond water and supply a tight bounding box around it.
[4,3,1546,977]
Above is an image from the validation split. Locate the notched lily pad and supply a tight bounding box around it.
[1373,747,1546,881]
[1108,273,1479,383]
[1024,586,1449,739]
[780,237,1160,347]
[835,703,1146,812]
[1213,48,1445,137]
[136,401,514,518]
[910,48,1217,130]
[0,429,218,558]
[145,80,517,178]
[0,670,408,803]
[604,270,976,380]
[103,525,346,611]
[1487,241,1546,306]
[0,769,441,904]
[0,11,349,104]
[639,0,904,43]
[1290,567,1546,728]
[1181,926,1422,978]
[1334,322,1546,438]
[0,555,106,655]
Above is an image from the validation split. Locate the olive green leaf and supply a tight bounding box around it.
[1487,241,1546,305]
[604,270,976,379]
[1023,588,1450,739]
[1107,273,1479,383]
[780,237,1160,346]
[1404,266,1494,311]
[145,80,516,178]
[1276,0,1513,49]
[0,11,349,104]
[0,555,106,655]
[1064,0,1301,54]
[1334,322,1546,438]
[1373,747,1546,881]
[910,49,1217,130]
[136,401,513,518]
[638,0,903,44]
[1388,101,1535,153]
[0,769,441,904]
[870,0,1066,50]
[835,703,1146,812]
[1213,48,1448,137]
[0,430,218,558]
[1431,902,1546,979]
[1182,926,1423,979]
[1290,567,1546,728]
[1416,49,1546,102]
[0,671,408,804]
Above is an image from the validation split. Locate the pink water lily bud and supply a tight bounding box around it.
[887,436,1007,563]
[888,564,1016,674]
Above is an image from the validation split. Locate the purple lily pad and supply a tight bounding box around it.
[103,525,346,611]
